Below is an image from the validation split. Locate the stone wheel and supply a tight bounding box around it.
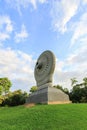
[34,50,55,87]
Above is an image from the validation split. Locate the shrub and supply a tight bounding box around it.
[9,94,26,106]
[1,91,28,107]
[0,96,4,106]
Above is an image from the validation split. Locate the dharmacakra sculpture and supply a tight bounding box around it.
[34,50,55,87]
[26,50,71,104]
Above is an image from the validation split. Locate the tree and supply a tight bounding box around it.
[63,88,69,95]
[30,86,38,93]
[53,85,69,95]
[0,77,12,95]
[71,77,78,87]
[53,84,63,91]
[1,89,28,106]
[70,77,87,103]
[83,77,87,87]
[70,85,82,103]
[0,86,3,95]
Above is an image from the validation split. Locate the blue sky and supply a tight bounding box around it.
[0,0,87,92]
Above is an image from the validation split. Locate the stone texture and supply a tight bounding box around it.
[26,50,71,104]
[26,83,70,104]
[34,50,55,87]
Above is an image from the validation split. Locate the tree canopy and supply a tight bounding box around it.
[30,86,38,93]
[0,77,12,95]
[70,77,87,103]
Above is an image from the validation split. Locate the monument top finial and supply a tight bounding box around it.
[34,50,56,87]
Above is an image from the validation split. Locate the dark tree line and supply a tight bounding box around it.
[30,77,87,103]
[69,77,87,103]
[1,76,87,106]
[0,77,12,95]
[0,77,28,106]
[53,77,87,103]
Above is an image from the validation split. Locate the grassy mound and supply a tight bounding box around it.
[0,104,87,130]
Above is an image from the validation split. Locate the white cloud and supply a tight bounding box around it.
[14,24,29,43]
[55,58,64,72]
[0,48,35,92]
[0,45,87,92]
[71,13,87,46]
[50,0,80,33]
[0,33,10,41]
[67,42,87,72]
[5,0,47,15]
[83,0,87,4]
[0,15,13,42]
[0,16,29,44]
[50,0,87,47]
[0,15,13,33]
[54,41,87,90]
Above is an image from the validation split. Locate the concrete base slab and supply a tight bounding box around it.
[26,86,71,104]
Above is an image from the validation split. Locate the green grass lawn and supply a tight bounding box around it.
[0,104,87,130]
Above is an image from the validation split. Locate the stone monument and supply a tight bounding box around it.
[26,50,70,104]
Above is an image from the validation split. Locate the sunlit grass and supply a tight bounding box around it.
[0,104,87,130]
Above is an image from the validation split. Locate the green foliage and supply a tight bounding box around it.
[2,94,25,106]
[0,77,12,95]
[71,77,78,87]
[30,86,38,93]
[70,77,87,103]
[0,95,4,105]
[70,85,81,103]
[53,84,63,90]
[0,86,3,95]
[83,77,87,87]
[63,88,69,95]
[0,104,87,130]
[1,90,28,106]
[53,85,69,95]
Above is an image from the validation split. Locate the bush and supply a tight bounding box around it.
[1,91,28,107]
[0,96,4,106]
[1,98,11,106]
[10,94,26,106]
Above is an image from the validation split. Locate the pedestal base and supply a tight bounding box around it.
[26,85,71,104]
